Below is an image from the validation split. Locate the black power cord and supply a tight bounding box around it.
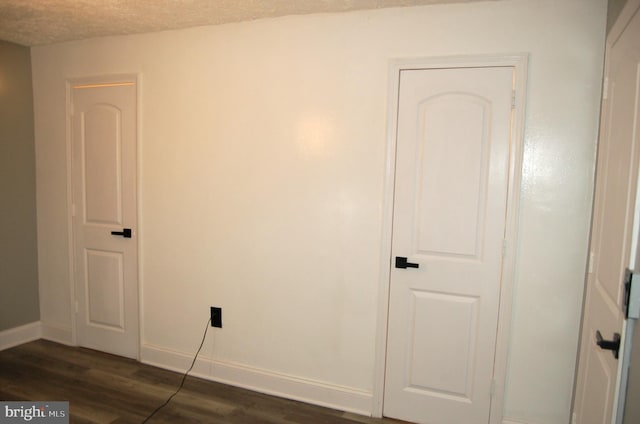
[141,317,211,423]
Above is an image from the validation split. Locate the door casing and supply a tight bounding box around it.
[65,74,142,358]
[373,54,528,421]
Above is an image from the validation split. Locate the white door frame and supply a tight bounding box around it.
[65,74,143,358]
[373,54,528,422]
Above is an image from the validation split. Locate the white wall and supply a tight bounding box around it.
[32,0,607,422]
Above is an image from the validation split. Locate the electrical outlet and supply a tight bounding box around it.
[210,306,222,328]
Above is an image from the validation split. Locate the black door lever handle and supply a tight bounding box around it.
[596,330,620,359]
[111,228,132,238]
[395,256,419,269]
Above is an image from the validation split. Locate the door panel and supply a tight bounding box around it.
[573,4,640,423]
[83,104,123,224]
[384,66,514,424]
[416,93,490,258]
[71,81,138,359]
[86,249,125,329]
[582,346,613,424]
[407,290,479,399]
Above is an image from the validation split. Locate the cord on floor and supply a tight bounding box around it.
[141,317,211,423]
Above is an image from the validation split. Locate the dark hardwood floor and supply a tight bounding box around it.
[0,340,409,424]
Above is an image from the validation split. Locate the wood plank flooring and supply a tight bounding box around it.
[0,340,409,424]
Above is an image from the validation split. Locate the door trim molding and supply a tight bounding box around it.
[65,74,141,359]
[373,54,528,421]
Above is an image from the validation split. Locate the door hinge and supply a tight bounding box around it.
[603,77,609,100]
[502,239,507,257]
[588,251,594,274]
[511,90,516,109]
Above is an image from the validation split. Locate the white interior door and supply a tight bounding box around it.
[573,2,640,423]
[71,81,139,359]
[384,66,514,424]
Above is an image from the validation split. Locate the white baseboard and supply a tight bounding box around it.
[141,343,374,416]
[503,419,531,424]
[41,322,73,345]
[0,322,42,351]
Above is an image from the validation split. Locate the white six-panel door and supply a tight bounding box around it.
[71,81,139,359]
[384,66,514,424]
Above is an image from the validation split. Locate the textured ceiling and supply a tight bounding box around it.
[0,0,492,46]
